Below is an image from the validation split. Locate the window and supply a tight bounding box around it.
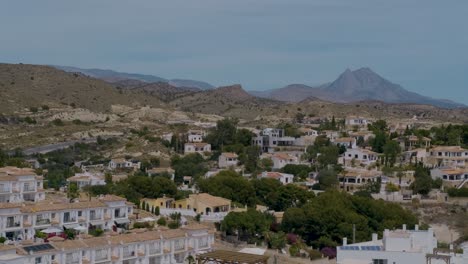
[174,239,185,250]
[35,257,42,264]
[78,211,82,217]
[372,259,388,264]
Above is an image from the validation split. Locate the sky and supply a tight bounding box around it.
[1,0,467,103]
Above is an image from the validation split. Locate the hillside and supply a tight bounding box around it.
[0,63,164,113]
[253,68,465,109]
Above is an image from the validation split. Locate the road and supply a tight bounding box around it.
[15,138,98,156]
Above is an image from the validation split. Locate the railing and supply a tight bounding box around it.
[149,246,161,255]
[123,250,135,258]
[90,215,102,221]
[63,217,77,223]
[23,187,36,192]
[6,221,21,228]
[0,188,11,193]
[36,219,51,225]
[94,252,108,261]
[114,213,127,219]
[65,257,80,264]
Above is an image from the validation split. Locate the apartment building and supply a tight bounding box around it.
[0,223,215,264]
[337,225,468,264]
[66,172,105,190]
[252,128,295,153]
[218,152,238,168]
[0,167,45,203]
[0,195,133,241]
[338,169,381,193]
[431,167,468,189]
[187,130,206,143]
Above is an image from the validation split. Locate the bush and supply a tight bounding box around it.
[23,116,37,124]
[41,105,49,111]
[157,217,167,226]
[52,119,64,126]
[289,244,300,257]
[35,231,47,239]
[0,237,6,243]
[29,106,38,113]
[308,249,322,260]
[133,222,154,229]
[168,221,181,229]
[89,228,104,237]
[447,188,468,197]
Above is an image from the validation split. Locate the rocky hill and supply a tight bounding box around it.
[0,63,165,113]
[251,68,465,109]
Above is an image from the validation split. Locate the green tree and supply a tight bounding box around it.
[411,166,432,195]
[317,168,338,190]
[383,140,401,167]
[67,182,80,201]
[104,172,113,185]
[221,209,273,242]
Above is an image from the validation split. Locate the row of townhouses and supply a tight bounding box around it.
[0,223,214,264]
[0,195,133,241]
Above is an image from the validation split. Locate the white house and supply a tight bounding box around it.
[252,128,296,153]
[299,127,319,136]
[187,130,206,143]
[67,172,106,190]
[260,172,294,185]
[337,225,468,264]
[332,137,357,149]
[345,116,370,128]
[428,146,468,168]
[341,148,378,167]
[0,167,45,203]
[338,169,381,193]
[261,153,300,170]
[218,152,238,168]
[108,159,141,171]
[431,167,468,189]
[184,143,211,155]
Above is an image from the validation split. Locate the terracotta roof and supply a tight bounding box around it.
[0,203,23,209]
[335,137,355,143]
[221,152,238,158]
[273,153,296,161]
[188,193,231,207]
[261,172,284,180]
[185,142,210,147]
[21,200,107,213]
[98,195,127,202]
[431,146,467,152]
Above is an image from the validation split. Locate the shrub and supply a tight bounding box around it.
[308,249,322,260]
[35,231,47,239]
[133,222,154,229]
[157,217,167,226]
[168,221,181,229]
[41,105,49,111]
[89,228,104,237]
[29,106,38,113]
[52,119,64,126]
[23,116,37,124]
[0,237,6,243]
[447,188,468,197]
[289,245,300,257]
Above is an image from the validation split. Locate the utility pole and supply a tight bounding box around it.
[353,224,356,244]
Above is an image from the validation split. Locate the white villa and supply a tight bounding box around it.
[0,195,133,241]
[252,128,296,153]
[341,148,379,167]
[345,116,370,128]
[427,146,468,168]
[187,130,206,143]
[337,225,468,264]
[184,143,211,155]
[218,152,238,168]
[260,172,294,185]
[332,137,357,149]
[338,169,381,193]
[67,172,106,190]
[108,159,141,171]
[0,167,45,203]
[0,223,214,264]
[431,167,468,189]
[261,152,300,170]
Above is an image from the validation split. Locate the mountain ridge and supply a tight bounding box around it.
[250,67,465,109]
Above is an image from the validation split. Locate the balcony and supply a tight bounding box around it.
[123,250,136,259]
[6,221,21,228]
[114,213,127,219]
[0,188,11,193]
[23,187,36,193]
[35,219,51,226]
[63,217,77,223]
[94,253,108,262]
[90,215,102,221]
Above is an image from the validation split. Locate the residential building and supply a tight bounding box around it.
[403,148,428,165]
[431,167,468,189]
[332,137,357,149]
[184,143,211,155]
[394,135,431,151]
[338,169,381,193]
[337,225,468,264]
[108,159,141,171]
[349,131,374,142]
[0,224,215,264]
[0,195,133,241]
[187,130,206,143]
[260,172,294,185]
[345,116,370,128]
[146,167,175,180]
[298,127,319,136]
[427,146,468,168]
[252,128,295,153]
[341,148,379,167]
[218,152,238,168]
[143,193,231,216]
[66,172,105,190]
[0,167,45,203]
[261,152,300,170]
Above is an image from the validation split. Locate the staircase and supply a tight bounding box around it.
[456,178,468,189]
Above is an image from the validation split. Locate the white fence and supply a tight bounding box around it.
[159,209,228,222]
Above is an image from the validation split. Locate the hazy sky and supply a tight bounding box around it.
[1,0,467,103]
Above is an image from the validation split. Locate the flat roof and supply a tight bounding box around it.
[197,250,269,264]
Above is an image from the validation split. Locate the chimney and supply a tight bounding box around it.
[372,233,378,242]
[343,237,348,246]
[403,224,407,231]
[415,225,419,231]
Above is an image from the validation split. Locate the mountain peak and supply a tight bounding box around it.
[211,84,253,101]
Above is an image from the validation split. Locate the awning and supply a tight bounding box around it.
[114,219,130,225]
[41,227,63,234]
[89,221,105,226]
[63,223,80,229]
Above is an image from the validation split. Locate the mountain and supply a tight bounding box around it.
[53,66,215,90]
[252,68,465,109]
[54,65,167,83]
[0,63,164,113]
[169,79,214,90]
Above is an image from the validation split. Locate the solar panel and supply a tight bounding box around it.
[23,244,54,253]
[340,246,360,251]
[360,246,382,251]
